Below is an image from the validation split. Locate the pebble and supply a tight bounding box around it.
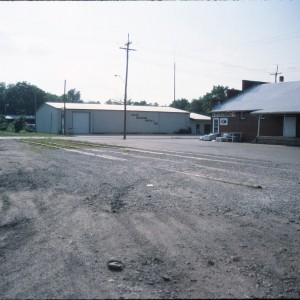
[207,260,215,266]
[162,275,171,282]
[107,260,124,272]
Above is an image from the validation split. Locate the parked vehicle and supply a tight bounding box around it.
[200,133,219,141]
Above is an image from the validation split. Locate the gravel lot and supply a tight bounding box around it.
[0,136,299,299]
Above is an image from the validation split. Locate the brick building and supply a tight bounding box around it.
[210,80,300,145]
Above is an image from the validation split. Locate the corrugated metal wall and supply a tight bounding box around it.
[36,104,62,133]
[37,106,190,134]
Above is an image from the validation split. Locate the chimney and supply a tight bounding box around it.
[279,76,284,82]
[242,80,267,91]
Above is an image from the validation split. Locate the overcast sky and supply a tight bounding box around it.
[1,1,300,106]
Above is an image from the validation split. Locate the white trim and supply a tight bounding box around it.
[213,118,219,134]
[283,115,296,137]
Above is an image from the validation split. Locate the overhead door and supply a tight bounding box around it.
[283,116,296,137]
[73,112,90,134]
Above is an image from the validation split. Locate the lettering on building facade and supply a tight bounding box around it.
[212,112,235,117]
[130,113,159,125]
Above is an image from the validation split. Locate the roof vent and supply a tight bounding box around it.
[279,76,284,82]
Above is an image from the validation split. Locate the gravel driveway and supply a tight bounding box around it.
[0,137,299,299]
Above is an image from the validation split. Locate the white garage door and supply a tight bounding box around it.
[73,112,90,134]
[283,116,296,137]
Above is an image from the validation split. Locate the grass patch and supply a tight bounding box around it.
[0,130,58,137]
[22,138,123,150]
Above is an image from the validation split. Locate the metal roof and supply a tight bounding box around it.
[190,112,211,120]
[44,102,189,114]
[5,115,35,120]
[211,81,300,114]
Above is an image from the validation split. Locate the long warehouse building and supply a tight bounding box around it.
[36,102,210,135]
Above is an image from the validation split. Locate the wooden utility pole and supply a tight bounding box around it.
[34,92,37,132]
[120,34,136,140]
[63,80,66,135]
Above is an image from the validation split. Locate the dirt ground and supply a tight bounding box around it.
[0,138,299,299]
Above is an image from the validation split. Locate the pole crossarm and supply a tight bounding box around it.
[270,65,282,83]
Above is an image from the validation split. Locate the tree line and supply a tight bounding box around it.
[0,82,82,116]
[169,85,240,115]
[0,81,235,116]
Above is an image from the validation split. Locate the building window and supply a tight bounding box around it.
[240,112,245,119]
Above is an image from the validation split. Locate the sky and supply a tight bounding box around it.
[1,1,300,106]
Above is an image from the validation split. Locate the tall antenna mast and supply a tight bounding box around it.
[63,80,66,135]
[173,61,176,103]
[270,65,282,83]
[173,45,176,102]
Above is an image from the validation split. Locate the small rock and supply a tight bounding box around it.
[162,275,171,282]
[107,260,124,272]
[231,256,240,262]
[207,260,215,266]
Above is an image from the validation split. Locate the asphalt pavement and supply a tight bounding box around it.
[57,134,300,165]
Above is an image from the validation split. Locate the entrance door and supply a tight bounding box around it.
[73,112,90,134]
[213,118,219,134]
[283,116,296,137]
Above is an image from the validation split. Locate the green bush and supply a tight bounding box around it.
[13,116,26,133]
[0,115,7,131]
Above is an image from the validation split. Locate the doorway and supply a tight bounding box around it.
[73,112,90,134]
[213,118,219,134]
[283,116,296,137]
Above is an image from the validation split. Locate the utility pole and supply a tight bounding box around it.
[119,34,136,140]
[34,92,37,113]
[34,91,37,132]
[63,80,66,135]
[270,65,281,83]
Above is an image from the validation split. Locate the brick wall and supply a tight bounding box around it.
[216,112,258,142]
[297,116,300,137]
[260,115,283,136]
[214,112,287,142]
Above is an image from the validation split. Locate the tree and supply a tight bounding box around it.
[67,89,82,103]
[189,98,204,114]
[201,85,229,113]
[0,82,6,115]
[13,115,26,133]
[4,82,47,115]
[46,92,61,103]
[169,98,190,111]
[105,99,123,105]
[0,114,7,130]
